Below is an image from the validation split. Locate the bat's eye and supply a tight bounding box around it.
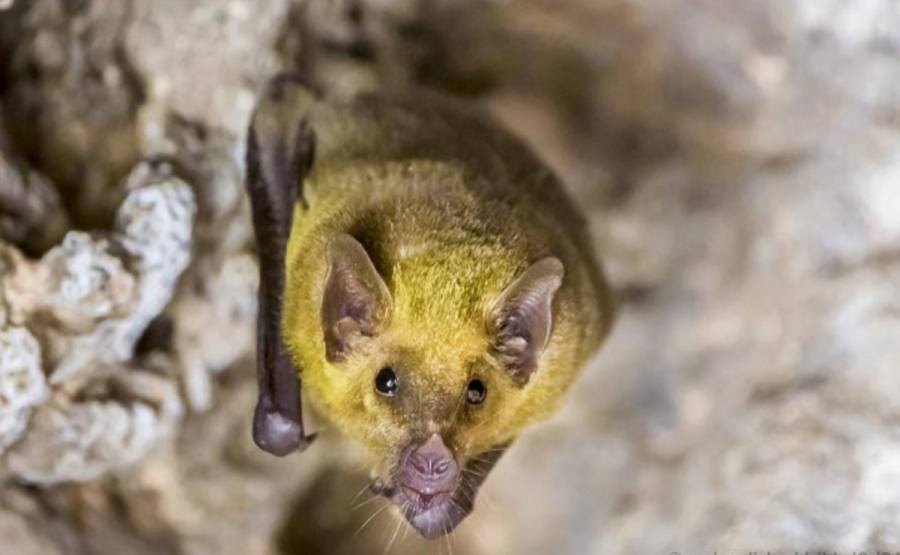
[466,379,487,405]
[375,367,398,397]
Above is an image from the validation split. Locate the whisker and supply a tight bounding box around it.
[442,507,454,555]
[473,446,508,458]
[472,452,503,464]
[457,478,476,506]
[461,467,488,480]
[350,481,374,506]
[383,510,404,555]
[400,509,411,543]
[469,475,497,512]
[450,497,469,520]
[462,473,498,513]
[353,494,381,511]
[355,502,390,537]
[464,464,492,477]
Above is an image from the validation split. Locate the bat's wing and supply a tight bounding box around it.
[245,75,319,456]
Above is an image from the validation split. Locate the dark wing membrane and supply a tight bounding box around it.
[245,74,319,456]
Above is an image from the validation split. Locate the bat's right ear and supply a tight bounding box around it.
[245,75,320,456]
[321,234,393,362]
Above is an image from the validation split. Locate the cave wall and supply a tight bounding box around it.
[1,1,899,553]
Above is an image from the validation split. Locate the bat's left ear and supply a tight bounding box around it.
[486,257,564,386]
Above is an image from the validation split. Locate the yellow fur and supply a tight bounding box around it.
[280,92,613,468]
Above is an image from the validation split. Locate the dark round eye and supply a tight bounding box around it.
[466,379,487,405]
[375,367,398,396]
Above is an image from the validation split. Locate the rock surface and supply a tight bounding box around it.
[0,0,898,554]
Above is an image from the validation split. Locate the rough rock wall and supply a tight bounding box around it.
[0,0,899,554]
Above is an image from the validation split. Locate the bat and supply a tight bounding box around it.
[244,74,613,538]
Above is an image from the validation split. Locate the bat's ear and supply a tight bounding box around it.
[322,234,393,362]
[487,257,564,386]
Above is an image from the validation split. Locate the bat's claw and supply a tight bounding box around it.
[252,401,315,456]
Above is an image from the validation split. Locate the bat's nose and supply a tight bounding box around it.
[407,433,457,482]
[407,434,456,482]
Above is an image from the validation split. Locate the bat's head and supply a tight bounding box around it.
[300,232,568,538]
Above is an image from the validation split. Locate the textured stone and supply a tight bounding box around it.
[47,168,195,386]
[0,327,47,450]
[0,164,194,485]
[7,396,174,484]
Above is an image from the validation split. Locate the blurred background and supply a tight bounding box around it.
[1,0,899,553]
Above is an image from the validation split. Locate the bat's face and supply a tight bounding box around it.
[303,233,565,538]
[339,344,512,538]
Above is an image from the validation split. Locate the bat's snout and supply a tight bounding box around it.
[400,433,459,509]
[376,439,509,539]
[393,433,471,538]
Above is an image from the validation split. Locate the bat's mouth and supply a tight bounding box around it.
[372,435,509,539]
[395,484,472,539]
[378,469,474,539]
[400,484,451,509]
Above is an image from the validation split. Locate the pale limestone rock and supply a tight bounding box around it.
[7,396,172,484]
[0,164,194,484]
[4,366,184,485]
[48,169,195,386]
[0,327,47,450]
[33,233,136,331]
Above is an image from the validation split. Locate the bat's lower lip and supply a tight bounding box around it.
[398,491,469,539]
[378,479,469,539]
